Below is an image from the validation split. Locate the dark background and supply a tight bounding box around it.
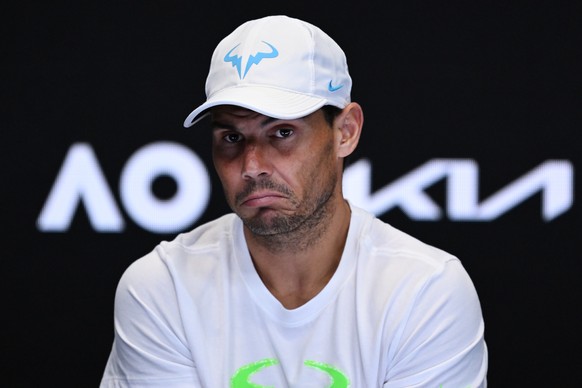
[3,1,581,386]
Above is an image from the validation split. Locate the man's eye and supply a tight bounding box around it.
[223,133,242,143]
[275,128,293,138]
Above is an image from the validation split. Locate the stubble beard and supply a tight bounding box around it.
[233,172,339,253]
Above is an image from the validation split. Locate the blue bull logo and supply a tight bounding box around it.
[224,41,279,79]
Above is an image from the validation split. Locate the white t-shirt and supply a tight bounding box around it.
[101,205,487,387]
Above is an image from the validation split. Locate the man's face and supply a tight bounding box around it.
[210,106,342,236]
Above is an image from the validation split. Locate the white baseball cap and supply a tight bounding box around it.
[183,15,352,127]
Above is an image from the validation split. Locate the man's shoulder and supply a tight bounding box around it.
[117,213,241,295]
[351,205,458,272]
[169,212,239,252]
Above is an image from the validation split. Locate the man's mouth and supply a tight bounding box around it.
[240,191,286,207]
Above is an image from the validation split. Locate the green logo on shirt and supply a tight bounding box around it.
[231,358,349,387]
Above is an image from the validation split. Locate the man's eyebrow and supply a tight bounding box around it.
[210,120,236,131]
[210,116,287,131]
[260,117,279,127]
[261,116,307,127]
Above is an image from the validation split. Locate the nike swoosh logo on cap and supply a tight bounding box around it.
[328,80,344,92]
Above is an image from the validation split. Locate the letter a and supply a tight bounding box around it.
[37,143,124,232]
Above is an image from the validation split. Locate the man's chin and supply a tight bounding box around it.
[241,212,297,236]
[242,219,281,236]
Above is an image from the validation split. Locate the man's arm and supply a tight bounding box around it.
[384,259,488,387]
[100,252,201,387]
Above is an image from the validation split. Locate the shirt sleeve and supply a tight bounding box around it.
[100,251,201,387]
[384,258,488,388]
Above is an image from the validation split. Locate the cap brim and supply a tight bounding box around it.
[183,85,327,128]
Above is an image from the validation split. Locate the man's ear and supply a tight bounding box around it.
[336,102,364,158]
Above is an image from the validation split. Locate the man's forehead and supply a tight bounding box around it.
[210,105,263,120]
[210,105,322,124]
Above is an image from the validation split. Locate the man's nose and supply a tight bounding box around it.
[241,143,271,179]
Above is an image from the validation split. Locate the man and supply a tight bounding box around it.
[101,15,487,387]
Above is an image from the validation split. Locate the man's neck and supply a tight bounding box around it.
[243,198,352,309]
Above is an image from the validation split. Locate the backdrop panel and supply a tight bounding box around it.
[3,1,580,386]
